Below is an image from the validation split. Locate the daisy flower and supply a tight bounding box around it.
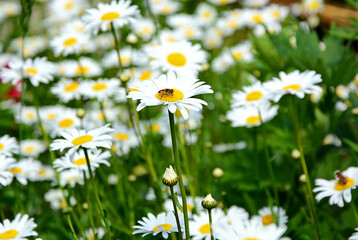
[230,41,254,62]
[0,214,37,240]
[40,106,65,126]
[127,71,213,120]
[133,212,182,239]
[15,106,37,125]
[19,139,47,158]
[0,155,15,186]
[44,189,76,210]
[59,169,84,187]
[82,0,139,34]
[51,31,90,56]
[33,165,56,182]
[349,228,358,240]
[302,0,324,15]
[51,79,83,103]
[53,149,110,172]
[148,40,208,76]
[48,0,87,22]
[264,70,323,102]
[131,18,155,41]
[231,81,270,108]
[50,124,113,156]
[195,3,217,26]
[112,125,139,155]
[211,51,234,73]
[9,158,42,185]
[0,135,18,156]
[164,196,204,218]
[255,206,288,228]
[313,167,358,207]
[73,57,102,77]
[242,0,269,8]
[80,227,106,240]
[49,108,81,137]
[151,0,181,15]
[102,48,140,68]
[226,205,249,225]
[226,103,279,128]
[80,79,120,101]
[207,0,236,5]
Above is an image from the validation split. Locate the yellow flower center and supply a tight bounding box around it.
[334,178,355,191]
[60,200,68,208]
[39,169,46,175]
[244,238,259,240]
[152,124,160,132]
[59,118,75,128]
[310,1,319,10]
[129,88,139,92]
[114,133,129,141]
[101,12,120,21]
[155,88,184,102]
[233,51,243,60]
[10,168,22,174]
[167,52,186,67]
[75,25,84,32]
[246,91,263,101]
[24,146,35,153]
[139,71,152,81]
[73,157,91,166]
[219,0,228,4]
[162,5,171,14]
[25,68,38,75]
[64,1,74,10]
[271,10,280,19]
[246,116,261,125]
[140,26,152,35]
[0,229,19,239]
[72,135,93,146]
[262,214,274,225]
[76,66,89,75]
[227,20,237,28]
[153,224,173,232]
[199,223,210,234]
[282,84,301,91]
[69,177,75,181]
[252,14,263,23]
[63,37,78,47]
[0,143,4,150]
[26,112,35,119]
[65,82,79,92]
[47,113,56,120]
[185,29,195,37]
[166,36,177,42]
[203,11,211,18]
[92,82,107,91]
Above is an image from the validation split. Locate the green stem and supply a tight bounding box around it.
[82,147,112,240]
[110,22,124,73]
[290,96,320,240]
[168,111,191,240]
[83,171,97,240]
[99,101,109,125]
[208,209,214,240]
[170,186,184,240]
[351,201,358,226]
[67,215,80,240]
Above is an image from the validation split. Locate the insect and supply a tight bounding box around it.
[157,88,174,96]
[335,171,347,184]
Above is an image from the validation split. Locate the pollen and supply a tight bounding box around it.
[246,91,263,101]
[101,12,120,21]
[152,224,173,232]
[72,135,94,146]
[334,178,355,191]
[167,52,186,67]
[0,229,19,239]
[282,84,301,91]
[199,223,211,234]
[63,37,78,47]
[155,88,184,102]
[64,82,79,92]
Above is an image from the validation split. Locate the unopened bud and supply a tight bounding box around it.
[128,174,137,182]
[352,107,358,115]
[212,168,224,178]
[119,72,131,83]
[108,174,119,185]
[82,202,88,210]
[201,63,210,71]
[126,33,138,44]
[291,149,300,159]
[133,165,148,176]
[162,165,178,186]
[76,108,86,119]
[201,194,217,209]
[299,174,306,183]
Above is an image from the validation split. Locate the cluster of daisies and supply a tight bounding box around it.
[134,195,288,240]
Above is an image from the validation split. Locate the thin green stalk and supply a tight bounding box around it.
[99,101,109,124]
[208,209,214,240]
[67,215,80,240]
[82,147,112,240]
[290,96,320,240]
[110,22,124,73]
[351,201,358,226]
[170,186,184,240]
[168,111,191,240]
[83,171,97,240]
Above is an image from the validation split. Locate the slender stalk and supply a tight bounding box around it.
[110,22,124,73]
[67,215,80,240]
[208,209,215,240]
[351,201,358,226]
[82,147,112,240]
[169,186,184,240]
[168,111,191,240]
[83,171,97,240]
[290,96,320,240]
[99,101,109,124]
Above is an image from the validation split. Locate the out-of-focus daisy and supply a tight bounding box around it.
[302,0,324,15]
[50,124,113,155]
[34,165,56,182]
[9,158,42,185]
[51,31,90,56]
[19,140,47,158]
[0,135,18,156]
[148,41,208,76]
[82,0,139,33]
[0,155,15,186]
[73,57,102,77]
[47,0,87,23]
[62,19,88,34]
[112,125,139,155]
[95,34,115,50]
[255,206,288,228]
[44,189,76,210]
[0,57,56,87]
[54,149,110,172]
[212,51,234,73]
[227,103,279,128]
[0,2,21,22]
[190,208,227,240]
[322,134,342,147]
[244,9,273,27]
[56,61,77,77]
[59,169,84,187]
[133,212,181,239]
[131,18,155,41]
[254,21,282,37]
[40,106,65,126]
[16,106,37,125]
[176,25,204,41]
[231,82,269,108]
[195,3,217,26]
[264,4,290,22]
[81,79,120,101]
[158,30,185,43]
[167,14,193,28]
[80,227,106,240]
[313,167,358,207]
[350,228,358,240]
[130,68,161,84]
[213,141,247,153]
[230,41,254,62]
[10,36,48,58]
[226,205,249,225]
[103,47,144,68]
[335,84,350,99]
[264,70,322,102]
[51,79,82,103]
[207,0,236,5]
[49,109,81,137]
[151,0,181,15]
[243,0,269,8]
[0,214,38,240]
[127,71,213,120]
[164,196,204,218]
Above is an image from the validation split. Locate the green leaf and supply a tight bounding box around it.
[173,193,184,212]
[343,138,358,153]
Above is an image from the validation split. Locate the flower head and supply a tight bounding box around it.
[0,214,37,240]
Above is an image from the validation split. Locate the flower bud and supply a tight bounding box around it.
[299,174,306,183]
[352,107,358,115]
[76,108,86,119]
[162,165,178,186]
[291,149,300,159]
[119,72,131,83]
[201,63,209,71]
[212,168,224,178]
[126,33,138,44]
[201,194,217,210]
